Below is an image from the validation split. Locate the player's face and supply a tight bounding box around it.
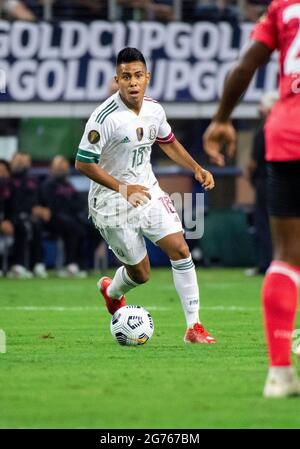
[115,61,150,107]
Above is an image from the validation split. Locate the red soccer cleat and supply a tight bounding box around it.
[184,323,216,344]
[97,276,126,315]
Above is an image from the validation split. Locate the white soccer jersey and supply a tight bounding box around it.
[76,91,175,221]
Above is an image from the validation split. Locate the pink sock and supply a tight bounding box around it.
[262,261,300,367]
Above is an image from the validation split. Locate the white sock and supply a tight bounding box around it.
[170,255,200,328]
[107,266,139,299]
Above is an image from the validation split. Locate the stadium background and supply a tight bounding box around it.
[0,0,275,271]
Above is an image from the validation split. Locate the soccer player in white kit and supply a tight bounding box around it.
[75,48,216,343]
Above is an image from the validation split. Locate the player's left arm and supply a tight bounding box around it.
[212,41,272,123]
[203,41,273,166]
[159,138,215,190]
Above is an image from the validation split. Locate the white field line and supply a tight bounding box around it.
[159,283,245,290]
[0,305,260,312]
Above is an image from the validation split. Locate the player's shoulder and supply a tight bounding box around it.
[90,93,120,126]
[143,95,165,115]
[144,95,161,108]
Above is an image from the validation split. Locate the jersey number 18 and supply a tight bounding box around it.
[132,146,149,168]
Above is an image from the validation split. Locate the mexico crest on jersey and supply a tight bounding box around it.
[136,127,144,141]
[148,125,157,141]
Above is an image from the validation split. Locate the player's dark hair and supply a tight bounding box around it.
[116,48,146,67]
[0,159,11,174]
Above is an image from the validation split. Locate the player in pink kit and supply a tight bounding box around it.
[203,0,300,397]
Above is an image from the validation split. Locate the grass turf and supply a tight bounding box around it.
[0,268,300,429]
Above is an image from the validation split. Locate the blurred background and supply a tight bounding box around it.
[0,0,275,277]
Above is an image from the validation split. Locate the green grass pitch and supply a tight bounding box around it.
[1,268,300,429]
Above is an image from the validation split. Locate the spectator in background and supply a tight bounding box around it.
[15,0,108,21]
[0,160,14,239]
[70,0,107,20]
[1,0,35,20]
[243,0,269,22]
[8,152,50,278]
[245,91,278,276]
[40,155,88,278]
[117,0,174,22]
[193,0,241,23]
[0,160,14,276]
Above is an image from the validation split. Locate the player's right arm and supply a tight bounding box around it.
[75,160,123,193]
[75,117,151,207]
[75,161,151,208]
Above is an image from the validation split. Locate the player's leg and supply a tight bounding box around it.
[157,231,215,343]
[262,162,300,397]
[99,255,150,315]
[124,256,150,284]
[95,223,150,315]
[107,255,150,298]
[255,178,272,273]
[263,217,300,397]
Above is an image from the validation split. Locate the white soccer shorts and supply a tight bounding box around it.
[91,190,183,266]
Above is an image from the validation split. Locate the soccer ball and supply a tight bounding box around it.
[110,305,154,346]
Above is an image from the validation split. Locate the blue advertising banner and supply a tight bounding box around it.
[0,20,278,103]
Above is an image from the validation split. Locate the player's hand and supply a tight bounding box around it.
[0,220,14,236]
[203,121,237,166]
[194,167,215,190]
[120,184,152,208]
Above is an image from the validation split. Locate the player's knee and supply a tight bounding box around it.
[170,243,190,261]
[130,269,150,284]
